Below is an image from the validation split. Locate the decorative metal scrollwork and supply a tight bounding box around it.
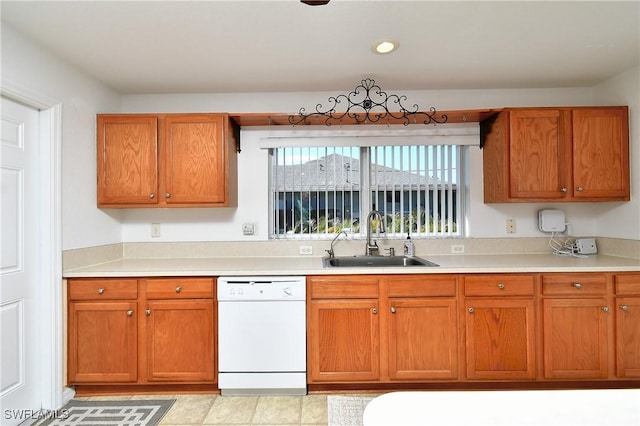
[288,78,448,126]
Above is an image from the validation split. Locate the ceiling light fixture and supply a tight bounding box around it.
[300,0,330,5]
[373,39,399,54]
[288,78,447,126]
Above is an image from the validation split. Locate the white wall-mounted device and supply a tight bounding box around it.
[538,209,566,233]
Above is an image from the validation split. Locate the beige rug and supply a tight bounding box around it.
[328,395,376,426]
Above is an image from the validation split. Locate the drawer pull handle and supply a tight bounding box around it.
[390,307,396,313]
[577,186,584,192]
[149,193,155,199]
[372,307,378,314]
[560,187,568,193]
[97,288,105,294]
[145,309,151,316]
[468,307,475,313]
[601,306,609,313]
[573,283,582,290]
[175,286,182,293]
[497,283,505,290]
[165,192,171,198]
[620,305,629,311]
[126,310,134,316]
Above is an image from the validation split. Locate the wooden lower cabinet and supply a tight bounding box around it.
[67,277,216,387]
[145,299,215,382]
[542,298,610,379]
[463,274,536,380]
[465,299,536,380]
[615,274,640,378]
[68,301,138,383]
[308,299,380,382]
[307,274,459,384]
[387,297,458,380]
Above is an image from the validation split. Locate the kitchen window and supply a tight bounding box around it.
[264,124,478,240]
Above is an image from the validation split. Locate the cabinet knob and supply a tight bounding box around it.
[372,307,378,314]
[577,186,584,192]
[175,286,182,293]
[97,288,105,294]
[126,310,134,316]
[620,305,629,311]
[145,309,151,316]
[573,283,582,289]
[390,307,396,313]
[497,283,505,290]
[149,193,155,199]
[601,306,609,313]
[468,307,475,313]
[165,192,171,198]
[560,187,568,193]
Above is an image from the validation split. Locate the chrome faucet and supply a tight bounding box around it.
[325,231,347,258]
[365,210,386,256]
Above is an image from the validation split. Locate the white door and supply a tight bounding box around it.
[1,97,41,425]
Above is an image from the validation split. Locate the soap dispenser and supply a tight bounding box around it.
[404,233,415,257]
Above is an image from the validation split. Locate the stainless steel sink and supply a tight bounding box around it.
[323,255,439,268]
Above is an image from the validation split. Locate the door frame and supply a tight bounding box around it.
[1,80,67,410]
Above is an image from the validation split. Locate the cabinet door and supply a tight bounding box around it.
[465,299,535,380]
[387,298,458,380]
[572,107,629,199]
[144,300,215,382]
[508,109,568,199]
[543,298,610,379]
[97,115,158,205]
[616,297,640,378]
[68,301,138,383]
[163,114,227,204]
[308,299,380,382]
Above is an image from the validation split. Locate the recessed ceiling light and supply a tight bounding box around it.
[373,39,399,54]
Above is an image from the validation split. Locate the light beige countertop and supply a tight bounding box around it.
[63,253,640,277]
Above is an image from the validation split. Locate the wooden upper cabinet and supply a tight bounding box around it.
[572,108,629,199]
[97,115,158,205]
[482,106,629,203]
[97,113,238,208]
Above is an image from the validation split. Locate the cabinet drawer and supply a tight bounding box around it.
[542,274,607,295]
[387,275,456,297]
[309,276,379,299]
[464,275,534,296]
[145,278,214,299]
[615,274,640,295]
[68,279,138,300]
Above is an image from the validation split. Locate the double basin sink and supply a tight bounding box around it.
[323,255,439,268]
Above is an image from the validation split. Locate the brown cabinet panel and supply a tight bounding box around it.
[69,279,138,300]
[388,298,458,380]
[164,115,227,204]
[615,297,640,378]
[464,274,534,296]
[542,298,609,379]
[542,274,607,296]
[465,299,536,380]
[144,277,214,299]
[97,115,158,205]
[615,274,640,295]
[308,299,380,382]
[386,275,457,297]
[68,301,138,383]
[145,300,215,382]
[572,108,629,199]
[309,276,379,299]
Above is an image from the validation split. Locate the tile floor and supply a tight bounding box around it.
[76,393,329,425]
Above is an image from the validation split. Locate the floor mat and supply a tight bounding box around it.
[38,399,175,426]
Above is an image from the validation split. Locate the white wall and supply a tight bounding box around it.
[1,24,123,250]
[592,66,640,240]
[120,85,638,242]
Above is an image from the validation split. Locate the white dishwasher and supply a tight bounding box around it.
[217,276,307,395]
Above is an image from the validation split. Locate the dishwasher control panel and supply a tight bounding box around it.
[217,276,306,301]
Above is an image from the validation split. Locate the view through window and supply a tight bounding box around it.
[269,144,464,239]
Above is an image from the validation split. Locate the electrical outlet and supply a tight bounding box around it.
[506,218,516,234]
[299,245,313,255]
[151,223,161,238]
[451,244,465,254]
